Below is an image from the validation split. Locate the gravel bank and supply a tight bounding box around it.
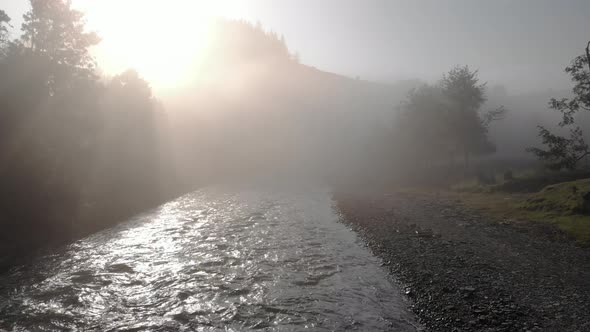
[335,190,590,331]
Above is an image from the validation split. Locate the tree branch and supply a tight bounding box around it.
[575,151,590,163]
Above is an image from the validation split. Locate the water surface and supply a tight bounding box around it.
[0,186,417,331]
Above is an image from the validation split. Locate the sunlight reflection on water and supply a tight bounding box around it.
[0,185,417,331]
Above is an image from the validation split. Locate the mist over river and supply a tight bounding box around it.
[0,185,417,331]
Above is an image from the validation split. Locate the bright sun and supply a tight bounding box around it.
[73,0,250,90]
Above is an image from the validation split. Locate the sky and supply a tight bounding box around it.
[2,0,590,94]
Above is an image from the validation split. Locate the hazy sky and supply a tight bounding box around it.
[2,0,590,93]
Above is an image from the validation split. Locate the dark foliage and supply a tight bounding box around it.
[528,41,590,170]
[0,1,173,261]
[527,126,589,170]
[0,9,9,46]
[392,66,504,172]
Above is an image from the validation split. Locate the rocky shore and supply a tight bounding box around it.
[335,190,590,331]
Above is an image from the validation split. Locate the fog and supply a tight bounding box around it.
[3,2,590,330]
[163,23,415,185]
[154,16,590,186]
[4,0,590,93]
[1,0,590,261]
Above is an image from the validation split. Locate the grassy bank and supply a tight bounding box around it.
[444,171,590,245]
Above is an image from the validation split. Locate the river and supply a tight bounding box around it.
[0,185,417,331]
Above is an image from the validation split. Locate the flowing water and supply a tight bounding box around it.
[0,186,417,331]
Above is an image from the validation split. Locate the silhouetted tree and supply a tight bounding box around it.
[207,20,293,66]
[0,10,10,50]
[20,0,100,90]
[0,1,173,259]
[441,66,499,168]
[394,66,504,170]
[527,127,588,170]
[527,41,590,170]
[394,84,452,167]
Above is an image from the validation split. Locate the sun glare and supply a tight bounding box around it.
[73,0,250,90]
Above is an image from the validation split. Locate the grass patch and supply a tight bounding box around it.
[522,179,590,215]
[451,168,590,194]
[450,179,590,245]
[451,179,495,193]
[495,169,590,193]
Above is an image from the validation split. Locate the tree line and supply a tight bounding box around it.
[0,1,304,262]
[385,41,590,181]
[0,1,173,259]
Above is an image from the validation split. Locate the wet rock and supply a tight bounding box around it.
[460,286,476,292]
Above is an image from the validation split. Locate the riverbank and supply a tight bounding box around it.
[335,190,590,331]
[0,187,191,273]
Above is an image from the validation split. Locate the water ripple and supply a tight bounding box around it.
[0,186,417,331]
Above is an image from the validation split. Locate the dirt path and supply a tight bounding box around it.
[335,190,590,332]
